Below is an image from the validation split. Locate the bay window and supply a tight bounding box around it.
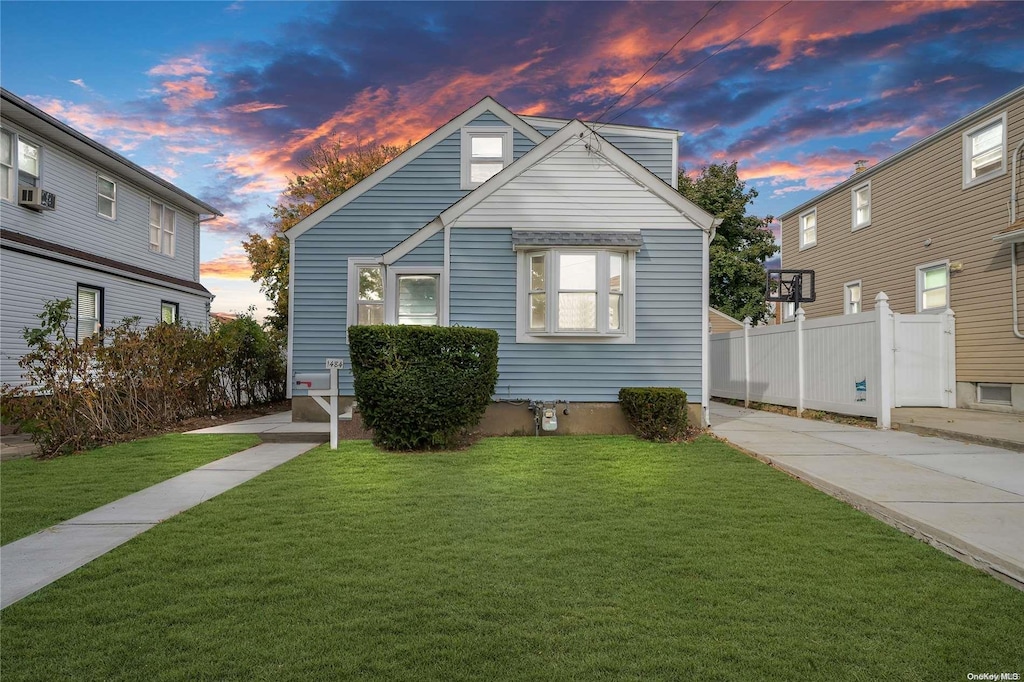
[518,247,634,342]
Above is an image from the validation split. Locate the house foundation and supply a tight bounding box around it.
[291,397,703,436]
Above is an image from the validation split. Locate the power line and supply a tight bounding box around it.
[591,1,722,126]
[597,0,793,130]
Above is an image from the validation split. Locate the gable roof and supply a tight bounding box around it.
[438,120,716,231]
[285,97,547,241]
[779,84,1024,221]
[1,88,220,217]
[379,120,717,264]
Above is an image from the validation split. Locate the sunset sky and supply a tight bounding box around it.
[2,1,1022,317]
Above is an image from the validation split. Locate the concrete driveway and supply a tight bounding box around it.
[710,402,1024,589]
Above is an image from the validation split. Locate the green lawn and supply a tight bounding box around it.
[0,434,260,545]
[2,436,1020,681]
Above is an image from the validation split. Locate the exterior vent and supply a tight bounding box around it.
[18,185,57,211]
[977,383,1012,405]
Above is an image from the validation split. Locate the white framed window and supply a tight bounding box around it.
[460,126,512,190]
[799,208,817,249]
[851,181,871,230]
[0,128,42,201]
[844,280,863,314]
[962,112,1006,188]
[916,261,950,312]
[0,129,13,202]
[149,200,175,257]
[516,248,634,343]
[77,285,102,342]
[97,174,116,220]
[349,261,385,325]
[345,260,445,328]
[161,301,179,324]
[782,301,796,322]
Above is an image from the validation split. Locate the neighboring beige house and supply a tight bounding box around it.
[779,85,1024,413]
[709,307,744,334]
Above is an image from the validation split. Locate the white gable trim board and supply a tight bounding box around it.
[286,97,546,242]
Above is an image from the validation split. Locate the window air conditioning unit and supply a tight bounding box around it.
[18,185,57,211]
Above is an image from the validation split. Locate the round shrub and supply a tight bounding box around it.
[348,325,499,451]
[618,387,688,441]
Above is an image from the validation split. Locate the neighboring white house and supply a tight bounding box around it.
[0,88,221,385]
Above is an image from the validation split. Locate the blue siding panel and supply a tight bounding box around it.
[292,111,537,392]
[600,133,675,185]
[450,228,702,402]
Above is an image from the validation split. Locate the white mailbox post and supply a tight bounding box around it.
[302,359,343,449]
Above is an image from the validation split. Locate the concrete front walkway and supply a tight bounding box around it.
[0,442,317,609]
[710,402,1024,589]
[186,410,329,442]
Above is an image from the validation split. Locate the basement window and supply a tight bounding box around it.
[977,383,1011,406]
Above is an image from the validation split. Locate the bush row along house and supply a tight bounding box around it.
[287,97,719,431]
[0,88,221,386]
[779,85,1024,413]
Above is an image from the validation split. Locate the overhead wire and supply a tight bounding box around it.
[590,0,722,127]
[596,0,793,129]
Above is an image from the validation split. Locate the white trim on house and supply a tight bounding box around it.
[380,218,444,265]
[286,97,546,242]
[916,259,951,312]
[844,279,863,314]
[520,115,680,140]
[514,247,636,344]
[799,207,817,250]
[851,180,871,231]
[962,111,1007,189]
[701,221,710,426]
[285,237,296,399]
[439,120,716,232]
[671,133,680,190]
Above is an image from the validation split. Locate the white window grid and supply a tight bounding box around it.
[962,112,1007,189]
[916,260,950,312]
[844,280,863,314]
[460,126,512,190]
[799,208,817,249]
[97,174,117,220]
[851,181,871,231]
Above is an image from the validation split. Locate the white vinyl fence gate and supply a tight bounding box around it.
[709,292,956,428]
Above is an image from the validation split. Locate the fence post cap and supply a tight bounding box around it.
[874,291,889,302]
[742,316,752,326]
[874,291,890,310]
[794,307,806,319]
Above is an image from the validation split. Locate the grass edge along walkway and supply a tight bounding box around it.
[1,433,261,545]
[2,435,1021,681]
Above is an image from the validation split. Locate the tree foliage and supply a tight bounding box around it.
[677,162,779,324]
[243,140,411,335]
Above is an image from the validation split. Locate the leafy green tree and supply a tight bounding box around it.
[243,139,410,336]
[677,162,779,324]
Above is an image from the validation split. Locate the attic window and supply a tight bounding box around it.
[461,126,512,190]
[963,112,1006,188]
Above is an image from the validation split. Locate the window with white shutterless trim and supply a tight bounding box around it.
[851,181,871,230]
[962,112,1006,189]
[517,248,634,342]
[77,285,102,342]
[844,280,862,314]
[149,200,175,256]
[161,301,179,324]
[345,260,445,328]
[1,128,41,201]
[799,208,817,249]
[97,174,116,220]
[916,261,950,312]
[460,126,512,190]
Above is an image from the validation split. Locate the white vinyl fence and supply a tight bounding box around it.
[710,292,956,428]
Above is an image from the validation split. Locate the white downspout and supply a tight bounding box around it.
[1011,139,1024,339]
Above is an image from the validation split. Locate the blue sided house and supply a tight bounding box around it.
[287,97,718,432]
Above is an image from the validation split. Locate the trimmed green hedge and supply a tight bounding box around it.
[349,325,499,450]
[618,387,688,441]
